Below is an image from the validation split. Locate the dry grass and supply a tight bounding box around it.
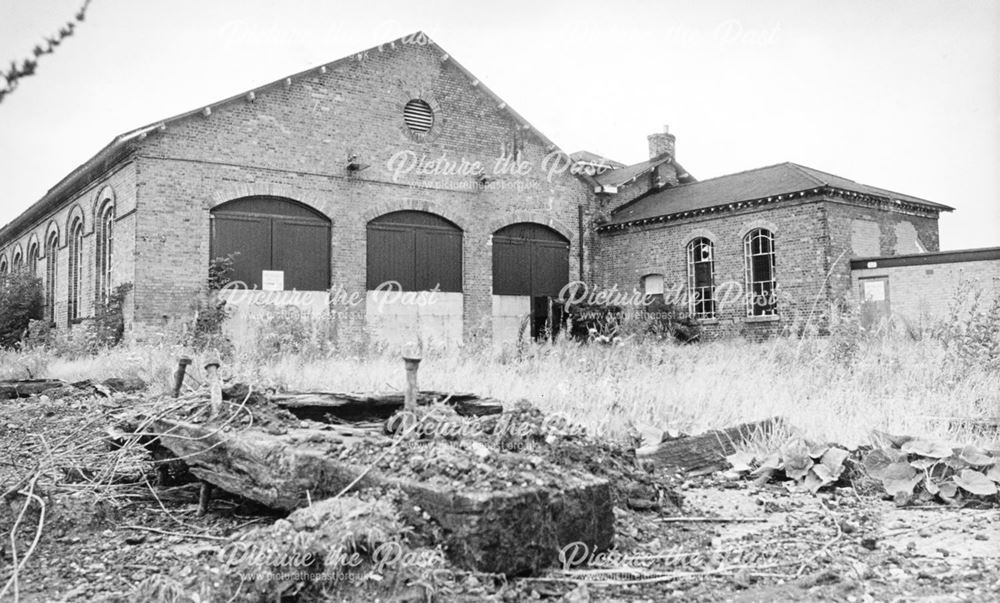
[2,330,997,450]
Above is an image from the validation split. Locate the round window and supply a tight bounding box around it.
[403,99,434,133]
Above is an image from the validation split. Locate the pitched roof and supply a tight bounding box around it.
[0,32,574,243]
[606,162,953,227]
[569,151,625,169]
[593,156,696,189]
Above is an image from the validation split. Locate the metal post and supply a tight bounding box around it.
[403,355,422,413]
[172,356,192,398]
[204,354,222,419]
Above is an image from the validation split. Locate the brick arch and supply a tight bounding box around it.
[208,183,331,219]
[92,185,116,227]
[10,242,24,265]
[26,233,40,260]
[738,219,778,241]
[44,221,60,254]
[683,228,719,247]
[362,199,469,232]
[65,204,86,244]
[485,212,574,243]
[635,266,667,278]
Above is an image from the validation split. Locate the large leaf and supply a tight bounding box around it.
[807,442,830,459]
[751,451,783,476]
[805,465,839,493]
[938,482,959,500]
[782,440,814,480]
[987,463,1000,483]
[726,451,755,474]
[863,449,906,480]
[901,439,953,459]
[954,469,999,496]
[881,462,922,497]
[958,445,994,467]
[819,447,849,476]
[944,455,970,470]
[884,474,923,497]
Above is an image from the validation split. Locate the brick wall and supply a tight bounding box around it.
[595,199,831,335]
[823,198,941,309]
[129,39,592,341]
[850,254,1000,326]
[0,163,138,329]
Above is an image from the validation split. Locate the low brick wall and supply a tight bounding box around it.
[850,248,1000,326]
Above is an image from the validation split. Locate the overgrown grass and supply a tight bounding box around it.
[3,276,996,448]
[2,328,997,450]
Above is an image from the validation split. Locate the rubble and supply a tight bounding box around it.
[141,389,614,576]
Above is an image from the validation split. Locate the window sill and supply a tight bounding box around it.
[697,318,720,325]
[745,315,780,323]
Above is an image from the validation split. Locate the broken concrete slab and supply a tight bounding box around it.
[149,415,613,576]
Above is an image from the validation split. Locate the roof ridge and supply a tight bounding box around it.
[618,160,791,193]
[784,162,831,187]
[2,32,584,241]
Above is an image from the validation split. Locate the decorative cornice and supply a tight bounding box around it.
[598,187,940,233]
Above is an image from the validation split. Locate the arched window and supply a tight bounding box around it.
[11,248,23,273]
[368,211,463,292]
[686,238,716,319]
[0,254,8,275]
[45,231,59,322]
[68,218,84,321]
[26,241,39,277]
[96,202,115,305]
[743,228,777,317]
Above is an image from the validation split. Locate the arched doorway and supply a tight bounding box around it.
[492,223,569,340]
[210,196,331,291]
[366,210,462,292]
[365,210,464,346]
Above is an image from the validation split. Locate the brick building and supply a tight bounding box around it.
[0,33,991,343]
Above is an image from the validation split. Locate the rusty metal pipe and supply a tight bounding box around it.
[204,354,222,419]
[403,355,422,413]
[172,356,192,398]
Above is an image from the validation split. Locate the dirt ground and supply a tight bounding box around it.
[1,390,998,602]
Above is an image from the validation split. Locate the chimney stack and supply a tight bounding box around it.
[647,125,676,160]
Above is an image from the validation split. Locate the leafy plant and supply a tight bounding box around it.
[862,436,1000,505]
[186,254,239,351]
[560,298,700,345]
[0,271,44,348]
[726,438,851,493]
[92,283,133,348]
[934,276,1000,371]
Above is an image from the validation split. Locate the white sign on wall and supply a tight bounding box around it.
[262,270,285,291]
[862,279,886,302]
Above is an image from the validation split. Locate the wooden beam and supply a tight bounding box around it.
[636,417,785,473]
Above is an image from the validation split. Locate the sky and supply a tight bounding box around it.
[1,0,998,249]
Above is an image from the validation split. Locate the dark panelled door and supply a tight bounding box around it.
[366,211,462,292]
[210,196,331,290]
[492,223,569,296]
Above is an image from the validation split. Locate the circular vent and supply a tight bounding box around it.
[403,99,434,133]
